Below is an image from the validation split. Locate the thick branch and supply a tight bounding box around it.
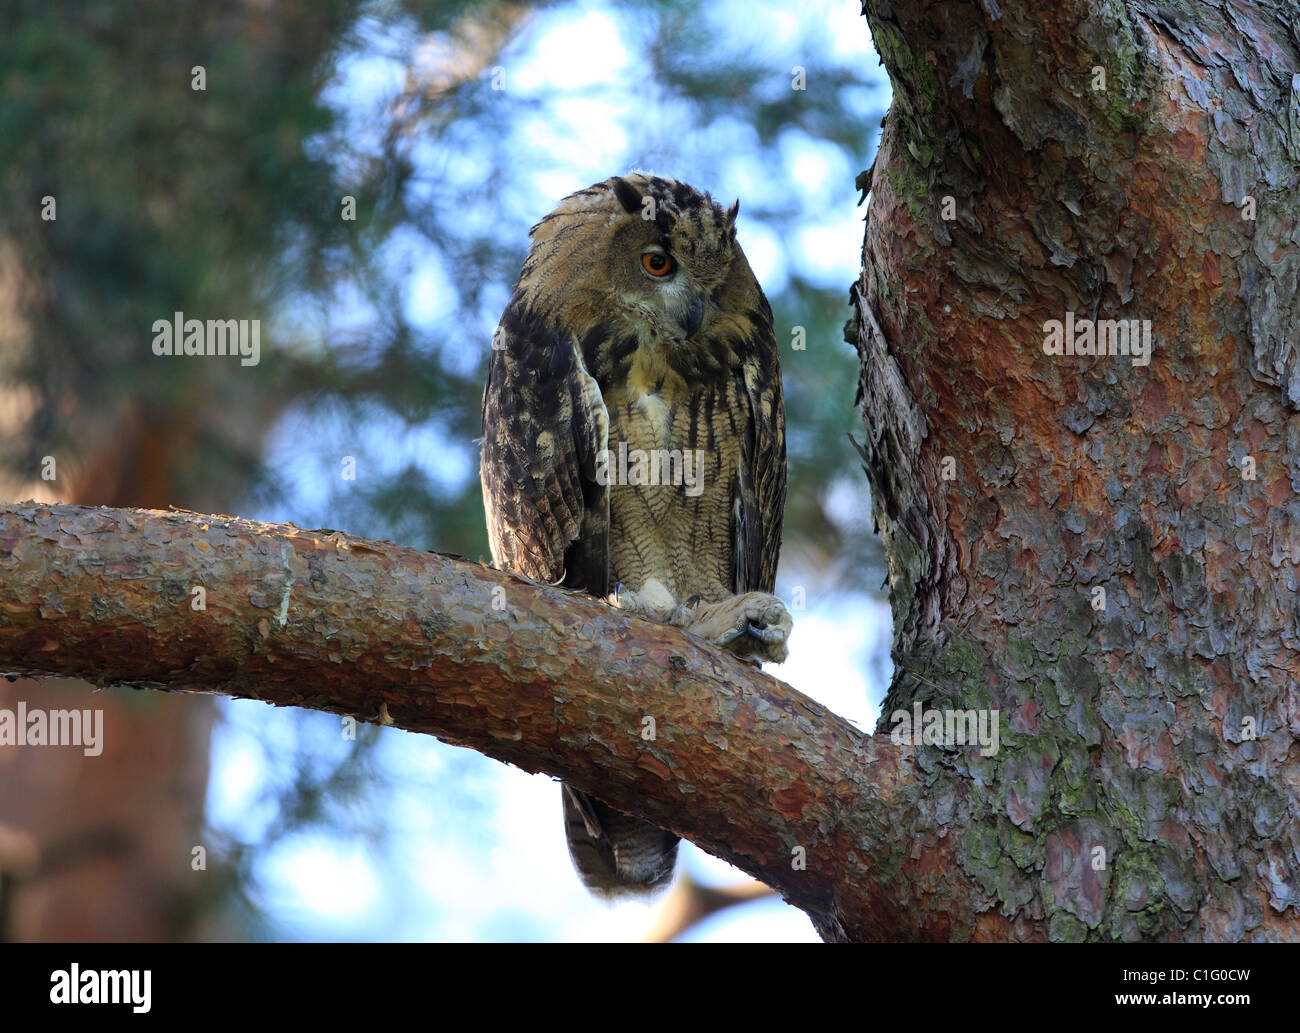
[0,501,982,940]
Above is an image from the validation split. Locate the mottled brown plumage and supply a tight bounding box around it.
[480,174,788,897]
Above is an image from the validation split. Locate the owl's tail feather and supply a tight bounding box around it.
[562,784,679,898]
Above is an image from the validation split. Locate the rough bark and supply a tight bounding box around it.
[854,0,1300,939]
[0,501,973,941]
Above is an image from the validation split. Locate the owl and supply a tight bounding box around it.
[480,173,789,897]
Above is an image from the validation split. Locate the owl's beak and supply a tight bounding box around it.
[683,295,705,339]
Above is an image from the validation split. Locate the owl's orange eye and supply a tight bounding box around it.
[640,252,675,277]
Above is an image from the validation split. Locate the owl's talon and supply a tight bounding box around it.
[682,592,792,664]
[748,621,784,643]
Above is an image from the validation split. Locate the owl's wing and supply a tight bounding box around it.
[733,301,787,595]
[480,296,610,596]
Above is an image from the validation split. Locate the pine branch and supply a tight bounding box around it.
[0,501,973,940]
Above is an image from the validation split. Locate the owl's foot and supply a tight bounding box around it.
[675,592,791,664]
[607,580,678,622]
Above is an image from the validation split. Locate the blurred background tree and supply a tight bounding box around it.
[0,0,888,941]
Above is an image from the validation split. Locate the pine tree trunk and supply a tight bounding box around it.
[853,0,1300,938]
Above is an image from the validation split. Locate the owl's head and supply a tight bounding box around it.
[519,174,763,354]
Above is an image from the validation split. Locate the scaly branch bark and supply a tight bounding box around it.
[0,501,985,941]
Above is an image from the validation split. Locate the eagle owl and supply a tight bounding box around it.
[480,174,789,897]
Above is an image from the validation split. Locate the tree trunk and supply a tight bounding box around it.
[853,0,1300,938]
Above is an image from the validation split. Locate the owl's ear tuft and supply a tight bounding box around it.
[726,199,740,225]
[612,177,676,233]
[611,177,644,216]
